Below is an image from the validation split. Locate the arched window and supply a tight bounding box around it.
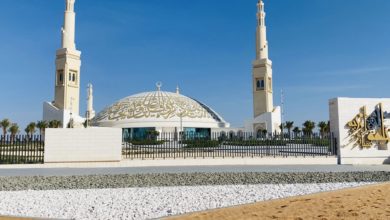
[57,70,64,85]
[256,78,265,90]
[256,129,262,138]
[72,74,76,82]
[69,73,72,81]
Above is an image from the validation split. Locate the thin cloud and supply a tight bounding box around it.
[284,85,371,93]
[313,67,390,76]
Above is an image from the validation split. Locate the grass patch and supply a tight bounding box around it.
[182,140,221,148]
[222,139,330,147]
[223,140,287,146]
[128,140,165,146]
[0,155,43,164]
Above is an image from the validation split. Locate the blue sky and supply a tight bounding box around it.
[0,0,389,129]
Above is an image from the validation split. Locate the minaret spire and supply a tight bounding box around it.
[256,0,268,60]
[176,85,180,94]
[62,0,76,50]
[86,83,95,121]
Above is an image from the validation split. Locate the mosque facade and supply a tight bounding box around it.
[92,85,230,139]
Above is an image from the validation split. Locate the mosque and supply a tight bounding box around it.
[93,85,230,139]
[43,0,281,138]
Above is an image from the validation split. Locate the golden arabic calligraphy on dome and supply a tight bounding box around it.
[94,91,218,121]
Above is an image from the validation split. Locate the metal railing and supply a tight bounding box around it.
[0,135,44,164]
[123,132,337,160]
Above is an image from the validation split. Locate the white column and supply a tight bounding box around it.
[62,0,76,50]
[86,83,95,120]
[256,0,268,60]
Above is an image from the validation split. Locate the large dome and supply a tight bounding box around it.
[93,90,230,129]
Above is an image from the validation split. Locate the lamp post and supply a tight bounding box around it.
[178,111,184,141]
[86,111,90,128]
[69,97,75,128]
[180,114,183,133]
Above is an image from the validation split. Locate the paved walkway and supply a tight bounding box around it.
[0,157,337,169]
[0,165,389,177]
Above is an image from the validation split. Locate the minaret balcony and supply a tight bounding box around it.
[56,48,81,56]
[252,59,272,67]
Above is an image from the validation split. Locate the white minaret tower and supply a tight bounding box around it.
[54,0,81,116]
[86,83,95,120]
[252,0,273,117]
[247,0,281,134]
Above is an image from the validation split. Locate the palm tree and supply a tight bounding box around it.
[279,123,285,133]
[54,120,62,128]
[318,121,328,138]
[36,121,48,136]
[0,119,11,137]
[25,122,36,138]
[48,120,55,128]
[24,127,30,140]
[326,121,330,133]
[146,130,160,140]
[262,129,268,136]
[285,121,294,138]
[49,120,62,128]
[8,123,19,142]
[302,120,316,137]
[292,127,301,137]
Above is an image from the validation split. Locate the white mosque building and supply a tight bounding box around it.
[43,0,281,137]
[92,84,230,139]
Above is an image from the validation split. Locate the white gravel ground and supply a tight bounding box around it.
[0,183,372,220]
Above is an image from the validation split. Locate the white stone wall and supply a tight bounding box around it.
[43,102,66,126]
[245,106,281,133]
[329,98,390,165]
[44,128,122,163]
[43,102,85,128]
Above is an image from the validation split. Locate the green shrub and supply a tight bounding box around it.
[223,140,286,146]
[286,139,330,146]
[182,140,220,148]
[129,140,165,146]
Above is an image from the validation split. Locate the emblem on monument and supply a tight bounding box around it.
[347,103,390,149]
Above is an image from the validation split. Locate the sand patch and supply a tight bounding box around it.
[168,183,390,220]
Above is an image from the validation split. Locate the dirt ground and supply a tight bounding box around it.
[168,183,390,220]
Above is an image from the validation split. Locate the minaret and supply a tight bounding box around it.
[86,83,95,120]
[62,0,76,50]
[176,85,180,94]
[252,0,273,118]
[256,0,268,60]
[54,0,81,116]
